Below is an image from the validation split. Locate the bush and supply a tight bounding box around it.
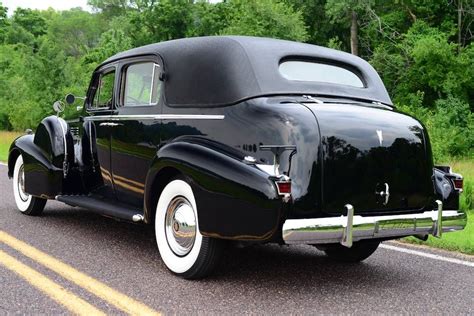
[398,97,473,162]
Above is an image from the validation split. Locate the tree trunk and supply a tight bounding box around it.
[350,10,358,56]
[458,0,463,50]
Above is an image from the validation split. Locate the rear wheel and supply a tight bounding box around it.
[155,177,223,279]
[12,155,46,216]
[322,241,380,263]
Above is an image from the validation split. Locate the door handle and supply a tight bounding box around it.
[99,122,123,127]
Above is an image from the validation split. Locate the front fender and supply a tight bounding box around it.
[8,134,63,198]
[145,138,283,241]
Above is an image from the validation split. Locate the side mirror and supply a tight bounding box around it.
[65,94,76,105]
[53,101,64,114]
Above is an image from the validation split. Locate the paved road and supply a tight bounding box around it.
[0,164,473,314]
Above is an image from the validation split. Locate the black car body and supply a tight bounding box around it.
[8,36,466,278]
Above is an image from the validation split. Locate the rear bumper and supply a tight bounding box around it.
[282,201,467,247]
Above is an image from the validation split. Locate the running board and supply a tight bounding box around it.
[56,195,144,223]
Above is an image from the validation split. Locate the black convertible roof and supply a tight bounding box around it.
[103,36,392,107]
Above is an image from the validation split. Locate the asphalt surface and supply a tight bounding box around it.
[0,164,473,314]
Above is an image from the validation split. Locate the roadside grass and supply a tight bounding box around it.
[450,159,473,213]
[403,159,474,255]
[0,131,22,162]
[404,211,473,255]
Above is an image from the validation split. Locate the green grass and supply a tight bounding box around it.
[403,159,474,255]
[404,211,474,255]
[0,131,22,162]
[449,159,473,213]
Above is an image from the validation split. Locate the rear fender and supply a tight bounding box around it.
[433,166,462,210]
[144,137,283,241]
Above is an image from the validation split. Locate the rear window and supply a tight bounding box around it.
[279,61,364,88]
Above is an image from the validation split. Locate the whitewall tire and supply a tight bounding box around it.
[155,178,223,279]
[12,155,46,215]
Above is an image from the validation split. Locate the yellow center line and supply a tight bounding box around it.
[0,249,105,316]
[0,231,161,316]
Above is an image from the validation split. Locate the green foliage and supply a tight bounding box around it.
[186,1,229,37]
[398,97,473,161]
[128,0,193,45]
[84,29,132,65]
[463,180,473,211]
[0,0,471,163]
[12,8,47,37]
[47,8,105,57]
[221,0,308,41]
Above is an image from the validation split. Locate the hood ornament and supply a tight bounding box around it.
[376,130,383,146]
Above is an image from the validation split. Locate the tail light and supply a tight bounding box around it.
[452,178,463,191]
[276,181,291,195]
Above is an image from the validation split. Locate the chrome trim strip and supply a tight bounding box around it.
[282,207,467,246]
[149,64,156,105]
[85,114,225,121]
[99,122,122,127]
[57,117,68,178]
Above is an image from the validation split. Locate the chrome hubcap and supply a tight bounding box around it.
[18,165,29,202]
[165,196,196,256]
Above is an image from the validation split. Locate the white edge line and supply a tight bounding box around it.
[0,162,7,166]
[380,244,474,267]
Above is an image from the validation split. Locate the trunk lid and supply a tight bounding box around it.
[304,102,434,216]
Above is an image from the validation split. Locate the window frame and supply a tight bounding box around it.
[118,57,163,108]
[86,65,118,112]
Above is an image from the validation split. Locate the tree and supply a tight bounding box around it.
[84,28,133,66]
[325,0,375,56]
[0,2,8,42]
[47,8,105,57]
[221,0,308,42]
[11,8,47,38]
[87,0,133,18]
[186,1,229,37]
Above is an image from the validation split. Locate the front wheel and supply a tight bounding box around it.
[155,178,223,279]
[12,155,46,216]
[321,241,380,263]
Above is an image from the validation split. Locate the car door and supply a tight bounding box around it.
[109,58,162,207]
[84,65,118,199]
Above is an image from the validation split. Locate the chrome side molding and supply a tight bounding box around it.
[282,200,466,248]
[85,114,225,121]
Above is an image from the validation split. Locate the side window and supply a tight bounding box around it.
[122,62,161,106]
[92,70,116,109]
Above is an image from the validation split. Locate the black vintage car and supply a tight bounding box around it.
[8,36,466,279]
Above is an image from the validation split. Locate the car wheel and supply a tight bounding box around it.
[155,177,223,279]
[12,155,46,216]
[322,241,380,263]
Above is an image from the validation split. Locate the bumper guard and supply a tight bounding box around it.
[282,200,467,247]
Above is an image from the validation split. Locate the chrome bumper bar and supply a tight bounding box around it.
[282,201,467,248]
